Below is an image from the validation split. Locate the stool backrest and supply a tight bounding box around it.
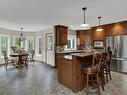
[101,52,108,64]
[92,52,102,67]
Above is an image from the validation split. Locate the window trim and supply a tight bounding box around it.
[0,34,10,57]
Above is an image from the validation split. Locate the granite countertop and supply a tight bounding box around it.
[71,52,93,57]
[56,50,85,54]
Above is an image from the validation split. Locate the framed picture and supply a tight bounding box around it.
[94,40,104,47]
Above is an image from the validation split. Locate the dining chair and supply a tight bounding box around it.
[28,50,35,64]
[3,51,15,69]
[19,51,29,68]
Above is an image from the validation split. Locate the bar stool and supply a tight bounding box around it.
[94,53,105,91]
[101,52,112,83]
[81,53,104,95]
[106,51,112,81]
[82,65,100,95]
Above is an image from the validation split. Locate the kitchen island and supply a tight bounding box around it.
[56,51,93,92]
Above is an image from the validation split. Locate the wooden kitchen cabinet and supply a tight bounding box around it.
[106,21,127,36]
[56,53,72,89]
[57,53,93,92]
[105,23,117,36]
[55,25,68,45]
[76,30,86,45]
[92,27,106,41]
[91,27,106,47]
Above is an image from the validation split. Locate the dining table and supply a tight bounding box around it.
[10,53,29,68]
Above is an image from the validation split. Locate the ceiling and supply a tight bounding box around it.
[0,0,127,31]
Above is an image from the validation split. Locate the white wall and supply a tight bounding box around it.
[34,28,54,62]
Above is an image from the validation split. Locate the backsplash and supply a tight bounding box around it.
[55,45,66,52]
[77,45,85,50]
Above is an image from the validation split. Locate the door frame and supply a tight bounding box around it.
[45,33,54,64]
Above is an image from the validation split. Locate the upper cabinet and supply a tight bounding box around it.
[55,25,68,45]
[92,27,106,41]
[105,23,118,36]
[106,21,127,36]
[91,27,106,47]
[76,30,92,46]
[76,30,86,45]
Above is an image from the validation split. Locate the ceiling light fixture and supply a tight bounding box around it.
[19,28,26,41]
[80,7,89,27]
[96,16,104,31]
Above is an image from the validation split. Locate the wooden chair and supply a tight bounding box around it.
[19,51,29,68]
[105,51,112,81]
[28,50,35,64]
[101,51,112,83]
[82,64,101,95]
[81,53,104,95]
[94,53,105,91]
[3,51,15,69]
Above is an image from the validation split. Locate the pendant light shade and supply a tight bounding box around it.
[80,7,89,27]
[96,16,104,31]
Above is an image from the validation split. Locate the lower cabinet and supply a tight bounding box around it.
[57,57,72,89]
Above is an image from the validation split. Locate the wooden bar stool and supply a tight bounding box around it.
[106,51,112,80]
[81,53,104,95]
[82,65,100,95]
[101,51,112,83]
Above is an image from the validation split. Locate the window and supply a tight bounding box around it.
[26,37,34,53]
[65,35,76,50]
[13,36,21,53]
[0,35,10,56]
[36,36,42,55]
[13,36,20,46]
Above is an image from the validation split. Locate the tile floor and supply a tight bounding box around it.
[0,62,127,95]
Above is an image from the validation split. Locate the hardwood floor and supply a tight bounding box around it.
[0,62,127,95]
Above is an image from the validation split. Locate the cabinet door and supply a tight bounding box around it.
[66,59,72,89]
[106,24,117,36]
[55,25,68,45]
[57,58,64,84]
[118,22,127,35]
[76,30,86,45]
[59,27,67,45]
[92,28,106,41]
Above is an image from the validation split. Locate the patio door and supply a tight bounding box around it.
[45,33,55,66]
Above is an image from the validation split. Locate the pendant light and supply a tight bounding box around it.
[80,7,89,27]
[96,16,104,31]
[19,28,26,41]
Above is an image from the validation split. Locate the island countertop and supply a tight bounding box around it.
[71,52,93,57]
[55,50,85,54]
[56,51,94,60]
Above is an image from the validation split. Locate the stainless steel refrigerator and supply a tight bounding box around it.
[106,35,127,73]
